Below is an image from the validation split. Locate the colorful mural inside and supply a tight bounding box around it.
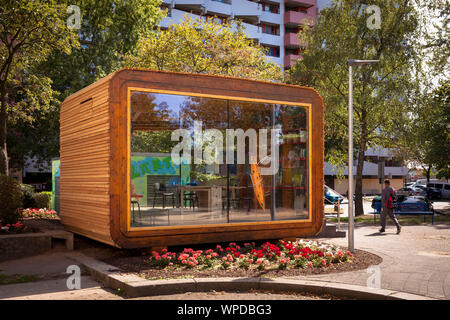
[51,159,60,212]
[131,154,190,206]
[52,156,189,209]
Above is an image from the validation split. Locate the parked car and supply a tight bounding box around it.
[411,185,427,197]
[443,183,450,199]
[414,184,440,199]
[427,182,450,199]
[397,187,415,196]
[324,186,344,204]
[425,187,442,199]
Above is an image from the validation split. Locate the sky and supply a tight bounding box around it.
[317,0,331,10]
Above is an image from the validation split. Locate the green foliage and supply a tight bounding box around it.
[5,0,166,172]
[0,0,80,174]
[436,167,450,180]
[20,184,36,209]
[124,16,283,81]
[404,81,450,176]
[416,0,450,79]
[8,106,60,171]
[34,193,51,209]
[0,175,23,224]
[43,0,166,94]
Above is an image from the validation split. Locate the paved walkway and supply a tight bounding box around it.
[1,222,448,300]
[288,223,450,299]
[0,252,121,300]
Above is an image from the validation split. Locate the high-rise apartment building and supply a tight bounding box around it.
[160,0,318,70]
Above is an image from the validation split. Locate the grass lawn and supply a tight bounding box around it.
[328,213,450,225]
[0,274,40,285]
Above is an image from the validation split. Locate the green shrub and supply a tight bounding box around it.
[41,191,52,209]
[20,184,36,208]
[34,192,51,209]
[0,175,23,224]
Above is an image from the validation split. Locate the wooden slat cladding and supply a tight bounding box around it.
[60,77,114,246]
[110,69,324,249]
[60,68,324,249]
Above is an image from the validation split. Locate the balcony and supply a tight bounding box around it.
[260,10,282,25]
[174,0,206,13]
[284,0,316,8]
[284,10,315,27]
[243,22,260,40]
[284,32,306,48]
[284,54,301,68]
[267,56,283,67]
[205,0,232,16]
[259,32,281,47]
[232,0,261,24]
[160,8,202,28]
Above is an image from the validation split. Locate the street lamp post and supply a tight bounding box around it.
[347,59,379,253]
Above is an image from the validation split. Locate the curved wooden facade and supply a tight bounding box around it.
[60,69,325,248]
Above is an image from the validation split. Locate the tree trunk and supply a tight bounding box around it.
[425,165,432,182]
[0,88,8,176]
[354,127,367,217]
[354,145,366,216]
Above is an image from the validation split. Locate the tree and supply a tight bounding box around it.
[288,0,420,215]
[42,0,166,95]
[6,0,166,171]
[419,0,449,80]
[0,0,79,175]
[124,16,283,81]
[405,81,449,182]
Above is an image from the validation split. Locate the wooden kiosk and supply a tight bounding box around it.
[60,69,324,248]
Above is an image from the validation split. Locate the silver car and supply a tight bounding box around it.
[411,186,427,197]
[397,187,415,196]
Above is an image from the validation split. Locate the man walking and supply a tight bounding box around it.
[380,180,401,234]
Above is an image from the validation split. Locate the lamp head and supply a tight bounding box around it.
[348,59,379,66]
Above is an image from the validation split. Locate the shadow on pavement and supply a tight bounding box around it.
[365,232,388,237]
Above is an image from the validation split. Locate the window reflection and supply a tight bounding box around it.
[130,91,309,228]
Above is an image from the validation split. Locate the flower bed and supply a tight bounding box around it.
[0,209,58,235]
[21,208,58,220]
[147,240,353,272]
[0,221,28,234]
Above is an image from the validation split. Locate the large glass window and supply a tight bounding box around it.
[129,91,309,228]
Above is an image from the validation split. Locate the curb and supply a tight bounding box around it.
[67,252,435,300]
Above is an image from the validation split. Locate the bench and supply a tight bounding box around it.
[370,202,434,224]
